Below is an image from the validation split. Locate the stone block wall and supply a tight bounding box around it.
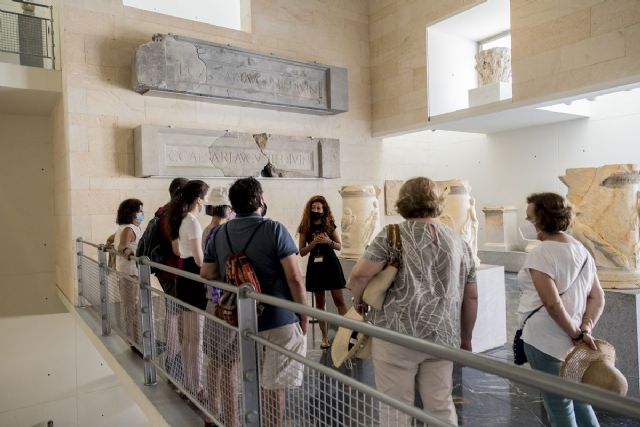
[57,0,374,301]
[370,0,640,136]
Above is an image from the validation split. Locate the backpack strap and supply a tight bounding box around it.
[224,220,267,253]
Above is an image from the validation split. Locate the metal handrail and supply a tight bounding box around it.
[76,238,640,421]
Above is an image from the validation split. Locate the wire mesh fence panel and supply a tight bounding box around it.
[79,255,101,319]
[105,265,142,350]
[149,288,244,427]
[256,339,425,427]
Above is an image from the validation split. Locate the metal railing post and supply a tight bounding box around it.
[237,284,261,427]
[97,244,111,336]
[138,257,157,386]
[76,238,88,307]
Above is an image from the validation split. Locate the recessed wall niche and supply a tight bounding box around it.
[427,0,511,117]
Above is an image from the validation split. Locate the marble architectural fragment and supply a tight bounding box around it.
[134,125,340,179]
[475,47,511,86]
[482,206,520,252]
[438,179,481,266]
[560,164,640,288]
[339,185,381,259]
[384,180,403,215]
[132,34,348,115]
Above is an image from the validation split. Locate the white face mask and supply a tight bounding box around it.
[519,220,539,241]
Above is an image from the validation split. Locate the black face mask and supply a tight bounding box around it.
[310,211,323,222]
[261,202,268,217]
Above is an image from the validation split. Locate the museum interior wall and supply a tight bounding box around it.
[56,0,373,301]
[370,0,640,136]
[382,88,640,243]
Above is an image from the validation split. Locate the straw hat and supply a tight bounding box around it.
[207,187,230,207]
[560,339,628,396]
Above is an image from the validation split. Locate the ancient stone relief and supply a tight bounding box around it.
[384,180,403,215]
[134,125,340,179]
[482,205,520,252]
[132,34,348,115]
[339,185,381,259]
[560,164,640,288]
[475,47,511,86]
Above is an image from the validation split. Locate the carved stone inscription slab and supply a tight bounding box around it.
[134,125,340,179]
[132,34,348,115]
[384,180,403,215]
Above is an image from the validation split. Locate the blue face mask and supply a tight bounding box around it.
[135,212,144,223]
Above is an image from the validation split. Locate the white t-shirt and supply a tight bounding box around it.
[178,212,202,259]
[517,240,596,361]
[114,224,142,277]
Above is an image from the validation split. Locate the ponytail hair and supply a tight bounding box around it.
[167,180,209,239]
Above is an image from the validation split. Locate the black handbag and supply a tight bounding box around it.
[513,256,588,365]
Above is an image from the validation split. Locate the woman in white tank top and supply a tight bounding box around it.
[517,193,604,427]
[110,199,144,352]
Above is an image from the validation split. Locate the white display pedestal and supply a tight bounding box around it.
[339,258,506,353]
[468,82,512,107]
[592,289,640,397]
[478,250,527,273]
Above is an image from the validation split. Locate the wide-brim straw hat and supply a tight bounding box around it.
[560,339,628,396]
[331,307,371,368]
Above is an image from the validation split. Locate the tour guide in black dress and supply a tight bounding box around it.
[298,195,348,349]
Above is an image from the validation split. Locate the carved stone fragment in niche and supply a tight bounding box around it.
[475,47,511,86]
[339,185,381,259]
[560,164,640,289]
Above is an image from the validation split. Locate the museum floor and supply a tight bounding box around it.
[305,273,637,427]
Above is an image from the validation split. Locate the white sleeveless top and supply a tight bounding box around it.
[114,224,142,277]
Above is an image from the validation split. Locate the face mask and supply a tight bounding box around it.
[310,211,323,222]
[519,220,539,241]
[135,212,144,223]
[261,202,268,217]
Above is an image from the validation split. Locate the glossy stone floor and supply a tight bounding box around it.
[308,273,639,426]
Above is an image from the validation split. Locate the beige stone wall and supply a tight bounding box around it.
[58,0,373,300]
[370,0,640,136]
[0,113,57,315]
[511,0,640,100]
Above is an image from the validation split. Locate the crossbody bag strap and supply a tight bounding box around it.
[522,254,590,327]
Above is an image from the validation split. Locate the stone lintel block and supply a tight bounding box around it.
[134,125,340,179]
[132,34,348,115]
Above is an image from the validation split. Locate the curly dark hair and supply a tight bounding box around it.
[116,198,143,225]
[396,177,444,219]
[229,177,263,215]
[167,180,210,239]
[526,192,573,233]
[297,195,337,239]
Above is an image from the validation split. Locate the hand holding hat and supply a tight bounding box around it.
[560,339,628,396]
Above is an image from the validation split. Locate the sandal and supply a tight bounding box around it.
[320,338,331,349]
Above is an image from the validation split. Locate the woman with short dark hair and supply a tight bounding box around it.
[112,198,144,350]
[349,177,477,425]
[518,192,605,427]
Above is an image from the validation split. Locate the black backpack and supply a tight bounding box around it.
[136,215,166,265]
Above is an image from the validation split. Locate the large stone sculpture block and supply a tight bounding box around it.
[134,125,340,179]
[132,34,348,115]
[560,164,640,288]
[339,185,381,259]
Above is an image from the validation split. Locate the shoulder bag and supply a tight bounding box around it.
[362,224,402,310]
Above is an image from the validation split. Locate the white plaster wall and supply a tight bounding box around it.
[382,89,640,248]
[427,28,478,116]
